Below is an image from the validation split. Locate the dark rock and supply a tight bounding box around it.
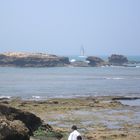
[112,97,140,100]
[40,123,53,132]
[0,119,29,140]
[52,101,59,104]
[0,52,70,67]
[0,104,42,134]
[0,104,64,140]
[108,54,128,65]
[86,56,106,66]
[0,101,9,104]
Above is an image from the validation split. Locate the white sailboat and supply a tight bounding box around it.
[79,45,86,57]
[70,45,87,62]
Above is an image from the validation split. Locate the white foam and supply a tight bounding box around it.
[31,96,48,101]
[0,96,11,99]
[105,77,124,80]
[136,66,140,68]
[32,96,41,99]
[70,59,76,62]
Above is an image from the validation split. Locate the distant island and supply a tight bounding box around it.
[0,52,139,67]
[0,52,70,67]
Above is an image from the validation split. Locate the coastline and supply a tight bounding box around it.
[0,52,140,68]
[1,96,140,140]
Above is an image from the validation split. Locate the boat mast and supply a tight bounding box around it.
[80,45,85,56]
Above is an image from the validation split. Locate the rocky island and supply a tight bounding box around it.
[0,52,70,67]
[108,54,128,66]
[0,52,139,67]
[86,56,107,67]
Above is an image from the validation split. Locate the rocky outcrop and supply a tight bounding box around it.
[86,56,106,66]
[0,103,64,140]
[0,52,70,67]
[0,104,42,140]
[0,104,42,134]
[0,119,29,140]
[108,54,128,65]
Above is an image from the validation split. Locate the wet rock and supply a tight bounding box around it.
[109,100,123,107]
[112,97,140,100]
[41,123,53,132]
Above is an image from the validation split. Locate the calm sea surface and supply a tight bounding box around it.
[0,56,140,99]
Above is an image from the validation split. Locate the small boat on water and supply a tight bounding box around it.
[70,46,87,62]
[79,45,87,58]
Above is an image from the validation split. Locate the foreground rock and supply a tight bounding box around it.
[0,103,64,140]
[86,56,106,66]
[0,103,42,140]
[0,119,29,140]
[108,54,128,65]
[0,104,42,134]
[1,96,140,140]
[0,52,70,67]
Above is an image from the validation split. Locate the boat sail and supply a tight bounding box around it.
[79,45,86,57]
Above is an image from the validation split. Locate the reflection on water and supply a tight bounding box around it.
[68,108,140,130]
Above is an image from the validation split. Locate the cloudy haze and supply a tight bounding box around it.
[0,0,140,56]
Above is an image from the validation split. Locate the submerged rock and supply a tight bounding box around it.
[0,52,70,67]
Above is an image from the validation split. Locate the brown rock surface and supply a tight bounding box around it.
[0,119,29,140]
[0,52,70,67]
[0,104,42,135]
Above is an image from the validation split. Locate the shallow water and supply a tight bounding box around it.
[119,99,140,106]
[0,66,140,99]
[69,108,140,130]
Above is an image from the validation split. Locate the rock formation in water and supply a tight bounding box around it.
[0,52,70,67]
[86,56,106,66]
[108,54,128,65]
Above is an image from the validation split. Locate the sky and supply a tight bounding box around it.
[0,0,140,56]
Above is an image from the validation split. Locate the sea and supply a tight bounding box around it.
[0,56,140,100]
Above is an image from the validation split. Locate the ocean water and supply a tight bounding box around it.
[0,56,140,100]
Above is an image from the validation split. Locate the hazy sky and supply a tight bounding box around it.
[0,0,140,55]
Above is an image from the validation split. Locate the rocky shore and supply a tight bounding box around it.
[0,52,139,67]
[0,96,140,140]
